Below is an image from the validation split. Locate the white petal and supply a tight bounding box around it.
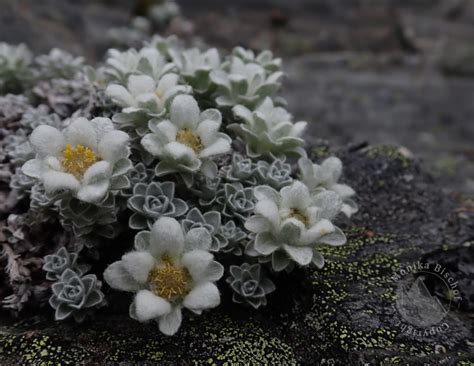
[141,133,164,156]
[254,185,279,202]
[158,306,182,336]
[82,161,112,184]
[280,181,311,210]
[170,95,200,129]
[183,282,220,310]
[43,171,80,192]
[255,232,279,255]
[22,159,42,178]
[163,141,196,161]
[106,84,136,107]
[66,117,98,150]
[157,73,179,93]
[90,117,115,140]
[121,251,155,284]
[98,130,130,163]
[322,157,342,182]
[196,119,219,146]
[301,219,335,246]
[76,180,110,203]
[312,251,325,269]
[283,245,313,266]
[128,74,155,96]
[156,120,178,143]
[150,217,184,259]
[255,200,280,231]
[199,137,231,158]
[30,125,65,157]
[331,183,355,198]
[244,215,270,233]
[135,290,171,322]
[318,226,346,246]
[104,261,141,292]
[182,250,223,282]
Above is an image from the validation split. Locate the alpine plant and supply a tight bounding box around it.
[1,35,357,336]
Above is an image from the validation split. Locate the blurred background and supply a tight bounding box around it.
[1,0,473,198]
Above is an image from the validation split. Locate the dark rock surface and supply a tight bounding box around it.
[0,1,473,364]
[0,145,473,364]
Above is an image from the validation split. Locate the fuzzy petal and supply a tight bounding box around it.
[134,290,171,322]
[199,137,231,158]
[106,84,135,107]
[182,250,223,283]
[122,251,155,284]
[183,282,220,310]
[98,130,130,163]
[149,217,184,259]
[76,180,110,203]
[66,118,98,150]
[280,181,311,211]
[170,95,200,129]
[22,159,43,179]
[30,125,66,157]
[43,171,80,192]
[283,245,313,266]
[128,74,156,96]
[158,306,182,336]
[104,261,141,292]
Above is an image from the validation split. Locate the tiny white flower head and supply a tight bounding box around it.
[245,181,346,272]
[22,117,131,204]
[172,47,220,76]
[103,47,175,83]
[141,95,232,176]
[210,56,283,108]
[106,73,190,116]
[298,157,358,217]
[231,97,307,158]
[104,217,223,335]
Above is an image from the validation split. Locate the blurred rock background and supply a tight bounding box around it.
[1,0,473,197]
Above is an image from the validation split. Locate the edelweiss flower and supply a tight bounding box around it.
[22,117,131,203]
[298,157,358,218]
[170,48,221,93]
[141,95,231,176]
[210,56,283,108]
[104,47,174,82]
[104,217,223,335]
[106,73,189,116]
[245,181,346,271]
[231,97,307,157]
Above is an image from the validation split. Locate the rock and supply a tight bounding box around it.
[1,144,472,364]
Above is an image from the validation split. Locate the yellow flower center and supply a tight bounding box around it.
[61,144,100,179]
[176,128,203,153]
[289,209,309,227]
[148,256,190,300]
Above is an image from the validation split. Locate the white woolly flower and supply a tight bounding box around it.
[103,47,175,83]
[22,117,131,204]
[141,95,232,176]
[172,47,220,76]
[245,181,346,272]
[210,56,283,108]
[298,157,358,218]
[106,73,190,116]
[104,217,223,336]
[0,42,32,69]
[231,97,307,158]
[170,48,220,92]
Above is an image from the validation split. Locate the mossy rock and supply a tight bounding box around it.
[1,144,473,365]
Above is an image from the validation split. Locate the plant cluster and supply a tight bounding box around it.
[0,35,356,335]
